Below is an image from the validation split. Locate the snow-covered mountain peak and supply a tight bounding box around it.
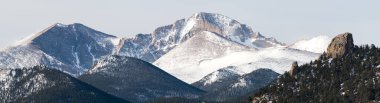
[18,23,116,46]
[117,12,284,62]
[289,35,331,53]
[189,12,237,28]
[188,12,275,40]
[1,23,118,76]
[54,23,68,27]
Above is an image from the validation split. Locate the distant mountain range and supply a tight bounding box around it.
[0,12,337,102]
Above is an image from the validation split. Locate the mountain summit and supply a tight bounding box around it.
[116,12,284,62]
[0,23,118,76]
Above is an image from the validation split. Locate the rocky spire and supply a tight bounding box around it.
[289,61,299,77]
[326,32,354,58]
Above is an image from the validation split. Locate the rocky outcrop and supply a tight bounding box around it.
[289,61,299,77]
[251,35,380,103]
[327,32,354,58]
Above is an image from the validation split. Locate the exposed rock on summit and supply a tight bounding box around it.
[327,32,354,58]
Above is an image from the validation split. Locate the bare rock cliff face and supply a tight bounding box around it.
[327,32,354,58]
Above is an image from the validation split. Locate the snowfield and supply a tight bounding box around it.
[289,35,331,53]
[155,33,321,83]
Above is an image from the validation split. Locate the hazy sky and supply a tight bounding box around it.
[1,0,379,49]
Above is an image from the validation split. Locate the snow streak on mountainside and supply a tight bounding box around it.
[0,23,118,76]
[289,35,331,53]
[79,56,204,102]
[156,44,320,83]
[116,12,284,62]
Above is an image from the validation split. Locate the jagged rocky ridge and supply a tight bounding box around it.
[251,33,380,102]
[116,12,284,62]
[0,66,129,103]
[79,55,205,102]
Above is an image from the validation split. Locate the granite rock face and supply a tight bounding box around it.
[327,32,354,58]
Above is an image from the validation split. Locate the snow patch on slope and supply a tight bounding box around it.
[232,78,249,88]
[199,47,319,74]
[289,35,331,53]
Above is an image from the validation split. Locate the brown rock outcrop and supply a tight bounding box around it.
[327,32,354,58]
[289,61,299,77]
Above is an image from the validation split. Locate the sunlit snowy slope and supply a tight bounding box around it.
[155,44,320,83]
[289,35,331,53]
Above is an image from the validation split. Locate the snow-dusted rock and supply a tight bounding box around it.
[0,23,118,76]
[116,12,284,62]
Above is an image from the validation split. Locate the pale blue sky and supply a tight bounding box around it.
[1,0,379,49]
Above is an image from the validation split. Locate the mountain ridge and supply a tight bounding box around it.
[0,23,118,76]
[0,66,129,103]
[116,12,284,62]
[0,12,287,76]
[79,55,205,102]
